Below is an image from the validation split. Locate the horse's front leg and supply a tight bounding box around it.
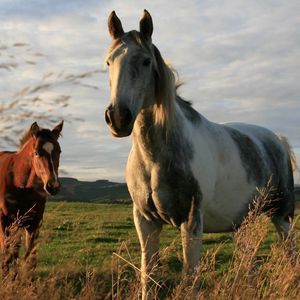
[24,227,40,271]
[180,197,203,275]
[133,204,163,300]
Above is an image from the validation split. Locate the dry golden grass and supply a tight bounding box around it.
[108,183,300,300]
[0,186,299,299]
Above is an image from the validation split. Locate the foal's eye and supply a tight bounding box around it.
[142,58,151,67]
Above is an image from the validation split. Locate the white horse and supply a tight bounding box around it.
[104,10,296,299]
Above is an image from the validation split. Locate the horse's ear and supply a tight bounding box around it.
[108,11,124,40]
[30,122,40,138]
[139,9,153,39]
[52,120,64,140]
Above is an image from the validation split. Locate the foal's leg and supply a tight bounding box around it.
[0,213,9,277]
[0,211,6,250]
[24,227,40,271]
[0,214,21,277]
[133,204,162,300]
[180,197,203,275]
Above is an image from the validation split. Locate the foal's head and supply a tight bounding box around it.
[105,10,175,137]
[28,121,63,195]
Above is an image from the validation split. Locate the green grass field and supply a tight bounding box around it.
[38,202,299,291]
[2,201,299,299]
[40,201,300,268]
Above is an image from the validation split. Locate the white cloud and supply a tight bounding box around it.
[0,0,299,183]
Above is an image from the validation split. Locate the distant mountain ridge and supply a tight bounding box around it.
[50,177,130,203]
[51,178,300,203]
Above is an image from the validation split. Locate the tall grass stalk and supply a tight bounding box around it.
[0,187,299,299]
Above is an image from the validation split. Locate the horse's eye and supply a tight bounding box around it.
[142,58,151,67]
[106,60,110,66]
[34,151,39,156]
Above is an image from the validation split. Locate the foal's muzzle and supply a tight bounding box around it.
[45,180,60,196]
[105,104,133,137]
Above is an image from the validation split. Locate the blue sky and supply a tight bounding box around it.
[0,0,299,182]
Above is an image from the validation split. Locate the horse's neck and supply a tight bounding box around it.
[13,139,36,188]
[133,107,182,161]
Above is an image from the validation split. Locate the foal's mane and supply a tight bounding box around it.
[19,128,56,149]
[19,129,33,148]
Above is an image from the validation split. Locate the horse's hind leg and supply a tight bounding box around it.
[272,214,297,253]
[133,204,162,300]
[270,171,297,257]
[272,214,292,240]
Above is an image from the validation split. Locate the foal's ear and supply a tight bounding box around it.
[52,120,64,140]
[139,9,153,39]
[30,122,40,137]
[108,11,124,40]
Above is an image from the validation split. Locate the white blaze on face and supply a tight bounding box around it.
[42,142,58,182]
[43,142,54,154]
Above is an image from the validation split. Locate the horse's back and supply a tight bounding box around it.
[0,152,14,212]
[191,121,294,232]
[223,122,294,216]
[0,151,15,158]
[0,151,15,180]
[224,122,293,185]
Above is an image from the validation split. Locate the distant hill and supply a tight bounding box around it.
[50,178,300,203]
[50,177,131,203]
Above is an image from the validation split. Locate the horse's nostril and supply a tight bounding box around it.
[46,182,60,195]
[123,109,132,126]
[105,109,112,125]
[105,104,133,136]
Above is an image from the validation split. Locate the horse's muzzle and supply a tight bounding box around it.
[45,180,60,196]
[105,104,133,137]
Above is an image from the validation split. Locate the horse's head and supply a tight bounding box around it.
[105,10,174,137]
[30,121,63,195]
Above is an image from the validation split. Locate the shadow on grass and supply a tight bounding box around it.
[203,234,233,245]
[87,237,119,243]
[167,256,182,273]
[102,224,134,230]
